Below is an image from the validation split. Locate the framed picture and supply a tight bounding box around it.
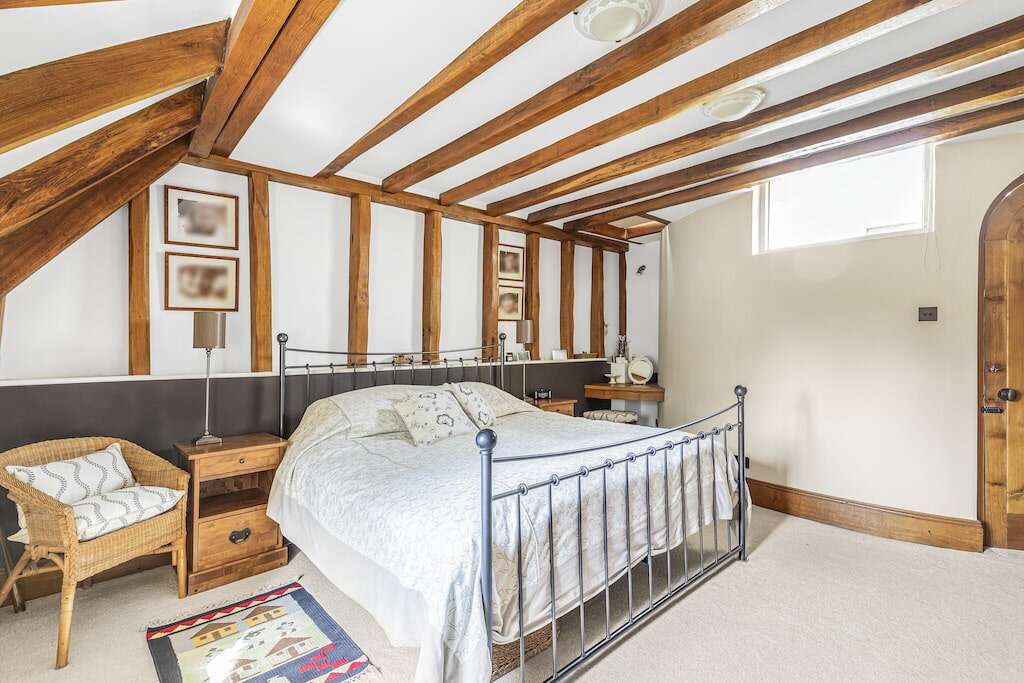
[498,285,524,321]
[165,185,239,250]
[165,252,239,312]
[498,243,525,282]
[551,349,568,361]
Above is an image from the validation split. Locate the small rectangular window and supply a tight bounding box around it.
[755,144,934,253]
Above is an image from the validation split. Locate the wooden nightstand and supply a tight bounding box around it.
[530,398,578,416]
[174,433,289,595]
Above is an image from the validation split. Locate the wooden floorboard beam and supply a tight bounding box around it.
[348,194,371,363]
[562,67,1024,228]
[442,0,963,207]
[384,0,788,194]
[190,0,300,157]
[249,171,273,372]
[0,84,204,237]
[513,16,1024,221]
[127,189,150,376]
[317,0,581,177]
[567,97,1024,229]
[212,0,341,156]
[183,153,626,252]
[0,21,224,155]
[422,210,442,359]
[0,137,189,298]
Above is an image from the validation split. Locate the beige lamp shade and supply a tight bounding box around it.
[516,320,534,345]
[193,311,226,350]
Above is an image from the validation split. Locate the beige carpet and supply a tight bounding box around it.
[1,507,1021,682]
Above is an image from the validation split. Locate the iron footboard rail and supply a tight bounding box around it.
[478,385,748,682]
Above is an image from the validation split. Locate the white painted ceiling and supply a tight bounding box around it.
[2,0,1023,229]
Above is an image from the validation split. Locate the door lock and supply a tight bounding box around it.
[998,388,1020,402]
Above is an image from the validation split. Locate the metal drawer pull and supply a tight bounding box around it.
[229,528,251,544]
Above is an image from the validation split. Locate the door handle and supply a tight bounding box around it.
[998,388,1020,402]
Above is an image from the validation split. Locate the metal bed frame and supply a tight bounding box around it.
[277,332,747,682]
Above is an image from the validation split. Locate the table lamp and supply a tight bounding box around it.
[516,319,533,399]
[193,311,226,446]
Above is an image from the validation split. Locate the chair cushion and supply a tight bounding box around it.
[5,442,135,506]
[583,409,639,424]
[72,486,184,541]
[394,389,476,446]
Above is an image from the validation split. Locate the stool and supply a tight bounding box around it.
[583,409,639,424]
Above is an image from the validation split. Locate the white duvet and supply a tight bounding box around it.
[268,386,743,683]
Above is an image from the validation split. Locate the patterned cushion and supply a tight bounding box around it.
[583,409,639,424]
[5,442,135,506]
[443,382,496,429]
[394,390,476,446]
[72,486,183,541]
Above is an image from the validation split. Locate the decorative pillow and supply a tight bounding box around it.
[443,382,496,429]
[329,385,417,438]
[5,443,135,506]
[393,390,476,446]
[72,486,183,541]
[456,382,539,419]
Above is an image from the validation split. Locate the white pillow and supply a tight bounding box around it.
[394,389,476,446]
[456,382,539,419]
[72,485,183,541]
[443,382,495,429]
[5,442,135,506]
[329,385,417,438]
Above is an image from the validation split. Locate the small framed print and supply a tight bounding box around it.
[165,185,239,250]
[165,252,239,312]
[498,285,524,321]
[498,243,525,282]
[551,349,568,361]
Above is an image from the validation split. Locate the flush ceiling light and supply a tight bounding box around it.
[701,87,767,122]
[574,0,656,42]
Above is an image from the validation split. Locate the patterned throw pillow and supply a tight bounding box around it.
[393,390,476,446]
[456,382,539,418]
[5,442,135,506]
[72,486,183,541]
[443,383,496,429]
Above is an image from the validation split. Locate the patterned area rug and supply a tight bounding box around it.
[147,582,376,683]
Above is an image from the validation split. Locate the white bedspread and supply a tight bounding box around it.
[269,393,742,683]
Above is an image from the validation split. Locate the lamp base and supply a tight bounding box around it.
[194,433,223,446]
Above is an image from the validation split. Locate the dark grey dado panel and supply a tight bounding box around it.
[0,361,609,542]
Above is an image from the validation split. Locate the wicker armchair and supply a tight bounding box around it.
[0,437,189,669]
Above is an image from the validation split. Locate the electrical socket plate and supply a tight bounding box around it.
[919,306,938,322]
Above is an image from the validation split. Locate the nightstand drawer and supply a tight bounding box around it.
[194,508,280,572]
[548,403,575,416]
[198,446,282,480]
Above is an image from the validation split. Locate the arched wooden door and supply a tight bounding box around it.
[979,171,1024,549]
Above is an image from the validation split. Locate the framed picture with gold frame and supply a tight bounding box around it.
[498,243,525,282]
[497,284,524,321]
[164,252,240,312]
[165,185,239,250]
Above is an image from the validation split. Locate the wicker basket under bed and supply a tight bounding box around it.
[491,623,553,680]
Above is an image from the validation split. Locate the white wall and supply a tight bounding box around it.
[659,131,1024,520]
[626,241,660,363]
[0,163,642,381]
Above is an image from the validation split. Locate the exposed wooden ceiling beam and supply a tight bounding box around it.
[439,0,964,206]
[626,220,669,238]
[316,0,582,177]
[190,0,300,157]
[0,84,204,237]
[515,16,1024,222]
[0,21,225,155]
[560,67,1024,230]
[183,154,627,252]
[565,97,1024,230]
[211,0,342,156]
[381,0,790,193]
[0,138,189,297]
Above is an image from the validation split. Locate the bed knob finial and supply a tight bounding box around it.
[476,429,497,452]
[277,333,289,343]
[734,385,747,398]
[499,332,507,341]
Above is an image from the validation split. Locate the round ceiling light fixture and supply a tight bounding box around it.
[574,0,656,43]
[701,87,767,122]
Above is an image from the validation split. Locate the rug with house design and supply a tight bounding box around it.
[146,582,373,683]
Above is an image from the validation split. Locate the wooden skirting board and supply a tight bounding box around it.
[748,479,983,552]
